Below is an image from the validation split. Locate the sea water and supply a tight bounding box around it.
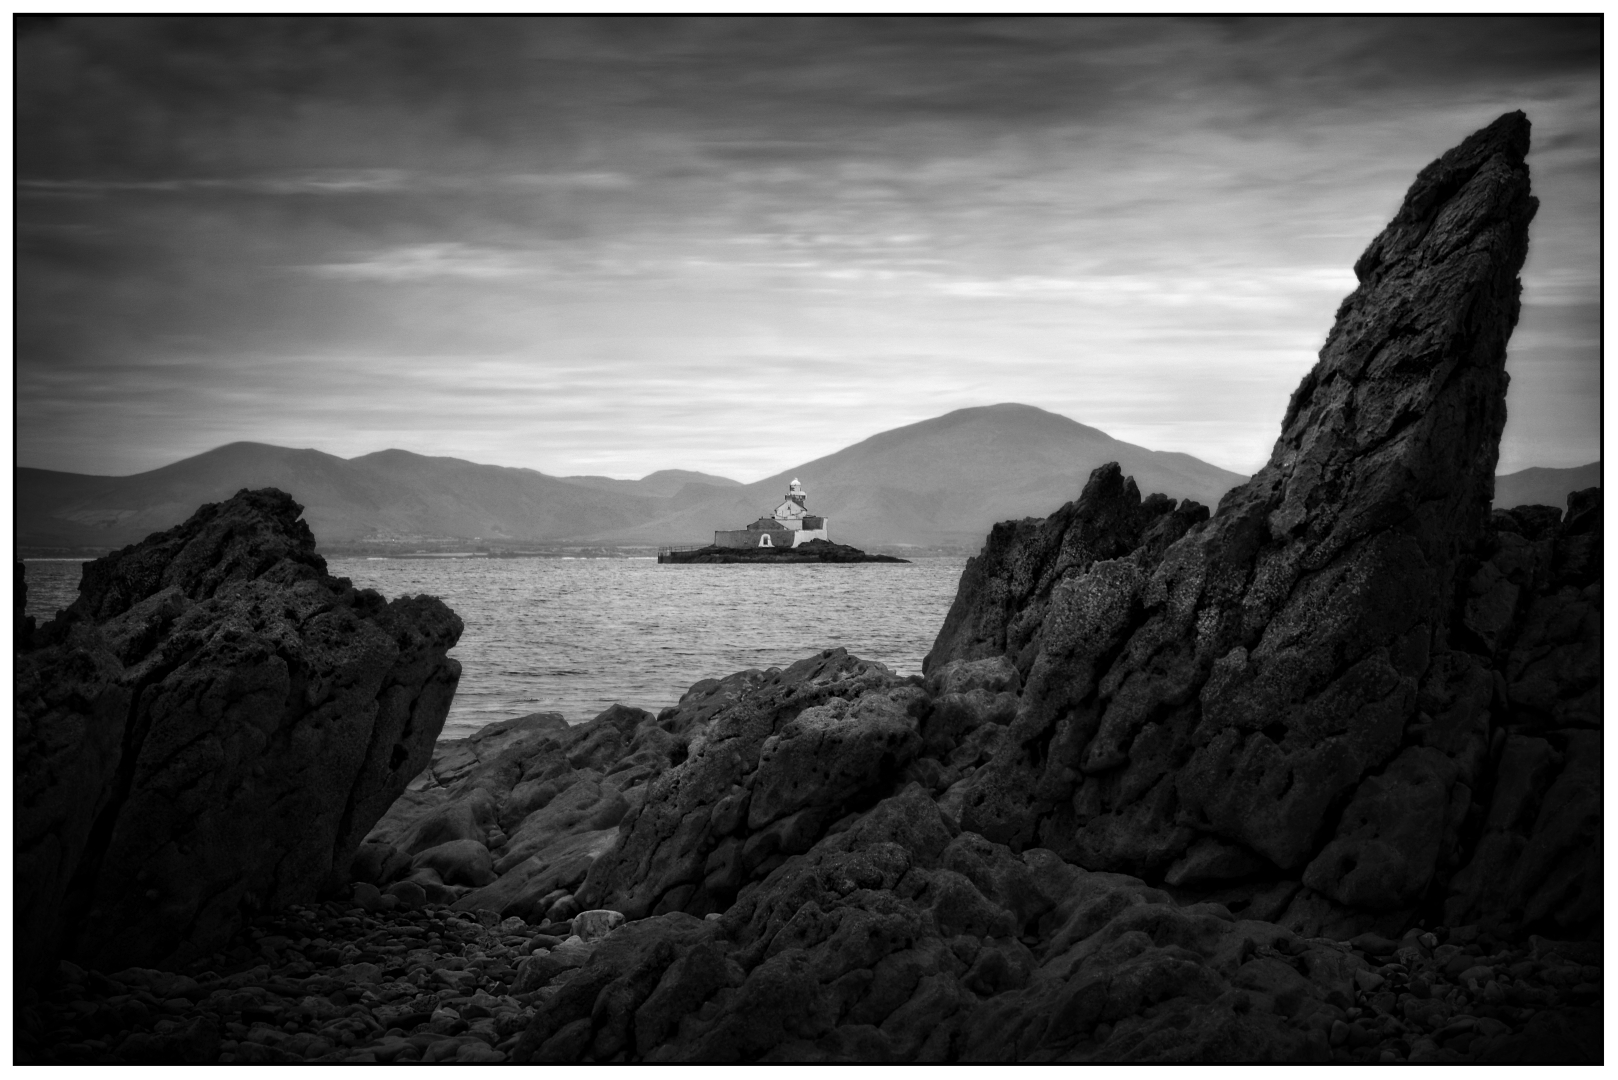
[23,556,969,740]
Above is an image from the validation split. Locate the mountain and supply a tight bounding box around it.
[735,404,1249,548]
[15,442,664,551]
[558,470,743,498]
[27,408,1587,555]
[1494,462,1600,511]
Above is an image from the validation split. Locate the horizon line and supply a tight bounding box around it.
[15,400,1602,485]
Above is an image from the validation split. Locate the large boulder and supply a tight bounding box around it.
[13,488,462,982]
[514,784,1356,1064]
[361,697,695,924]
[575,648,924,921]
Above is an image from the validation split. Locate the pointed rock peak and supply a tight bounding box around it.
[935,111,1541,885]
[66,487,328,623]
[1256,111,1536,554]
[1352,110,1534,287]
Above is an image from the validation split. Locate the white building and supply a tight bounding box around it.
[713,478,830,548]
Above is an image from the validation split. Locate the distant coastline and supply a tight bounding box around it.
[16,436,1596,562]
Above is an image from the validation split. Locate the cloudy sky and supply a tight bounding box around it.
[16,16,1601,480]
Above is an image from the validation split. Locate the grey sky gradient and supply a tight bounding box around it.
[17,16,1601,480]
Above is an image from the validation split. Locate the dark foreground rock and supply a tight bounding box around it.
[353,696,700,922]
[19,632,1600,1064]
[17,739,1601,1065]
[15,489,463,984]
[927,109,1594,942]
[659,539,908,563]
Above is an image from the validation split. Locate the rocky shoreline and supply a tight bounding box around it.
[15,112,1600,1064]
[16,610,1603,1065]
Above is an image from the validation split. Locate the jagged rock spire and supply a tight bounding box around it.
[939,113,1537,905]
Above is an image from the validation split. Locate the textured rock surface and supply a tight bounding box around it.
[577,649,925,920]
[922,111,1577,938]
[357,650,922,934]
[1440,494,1602,935]
[354,692,697,927]
[14,615,131,988]
[14,489,463,981]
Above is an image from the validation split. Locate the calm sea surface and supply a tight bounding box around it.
[23,556,968,740]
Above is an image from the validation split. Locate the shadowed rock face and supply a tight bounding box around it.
[576,648,925,921]
[14,488,463,982]
[932,112,1542,903]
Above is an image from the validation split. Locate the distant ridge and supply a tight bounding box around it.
[16,442,664,550]
[726,404,1248,548]
[19,408,1594,555]
[1494,461,1600,511]
[559,470,744,499]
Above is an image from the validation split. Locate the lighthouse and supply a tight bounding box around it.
[773,478,809,520]
[711,478,830,549]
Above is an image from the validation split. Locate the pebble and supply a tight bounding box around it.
[15,906,1598,1064]
[15,898,578,1065]
[572,909,626,942]
[1352,968,1384,993]
[1280,924,1598,1064]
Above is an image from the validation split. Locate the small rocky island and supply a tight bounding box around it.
[661,477,907,562]
[660,538,908,564]
[15,113,1601,1064]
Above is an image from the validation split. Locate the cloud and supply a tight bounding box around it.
[502,172,636,190]
[17,169,637,198]
[304,242,540,281]
[14,16,1601,482]
[929,268,1356,306]
[18,173,411,198]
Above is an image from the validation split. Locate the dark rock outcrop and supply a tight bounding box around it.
[920,111,1581,939]
[576,649,925,921]
[1438,491,1602,936]
[14,488,463,983]
[340,651,945,993]
[358,695,696,926]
